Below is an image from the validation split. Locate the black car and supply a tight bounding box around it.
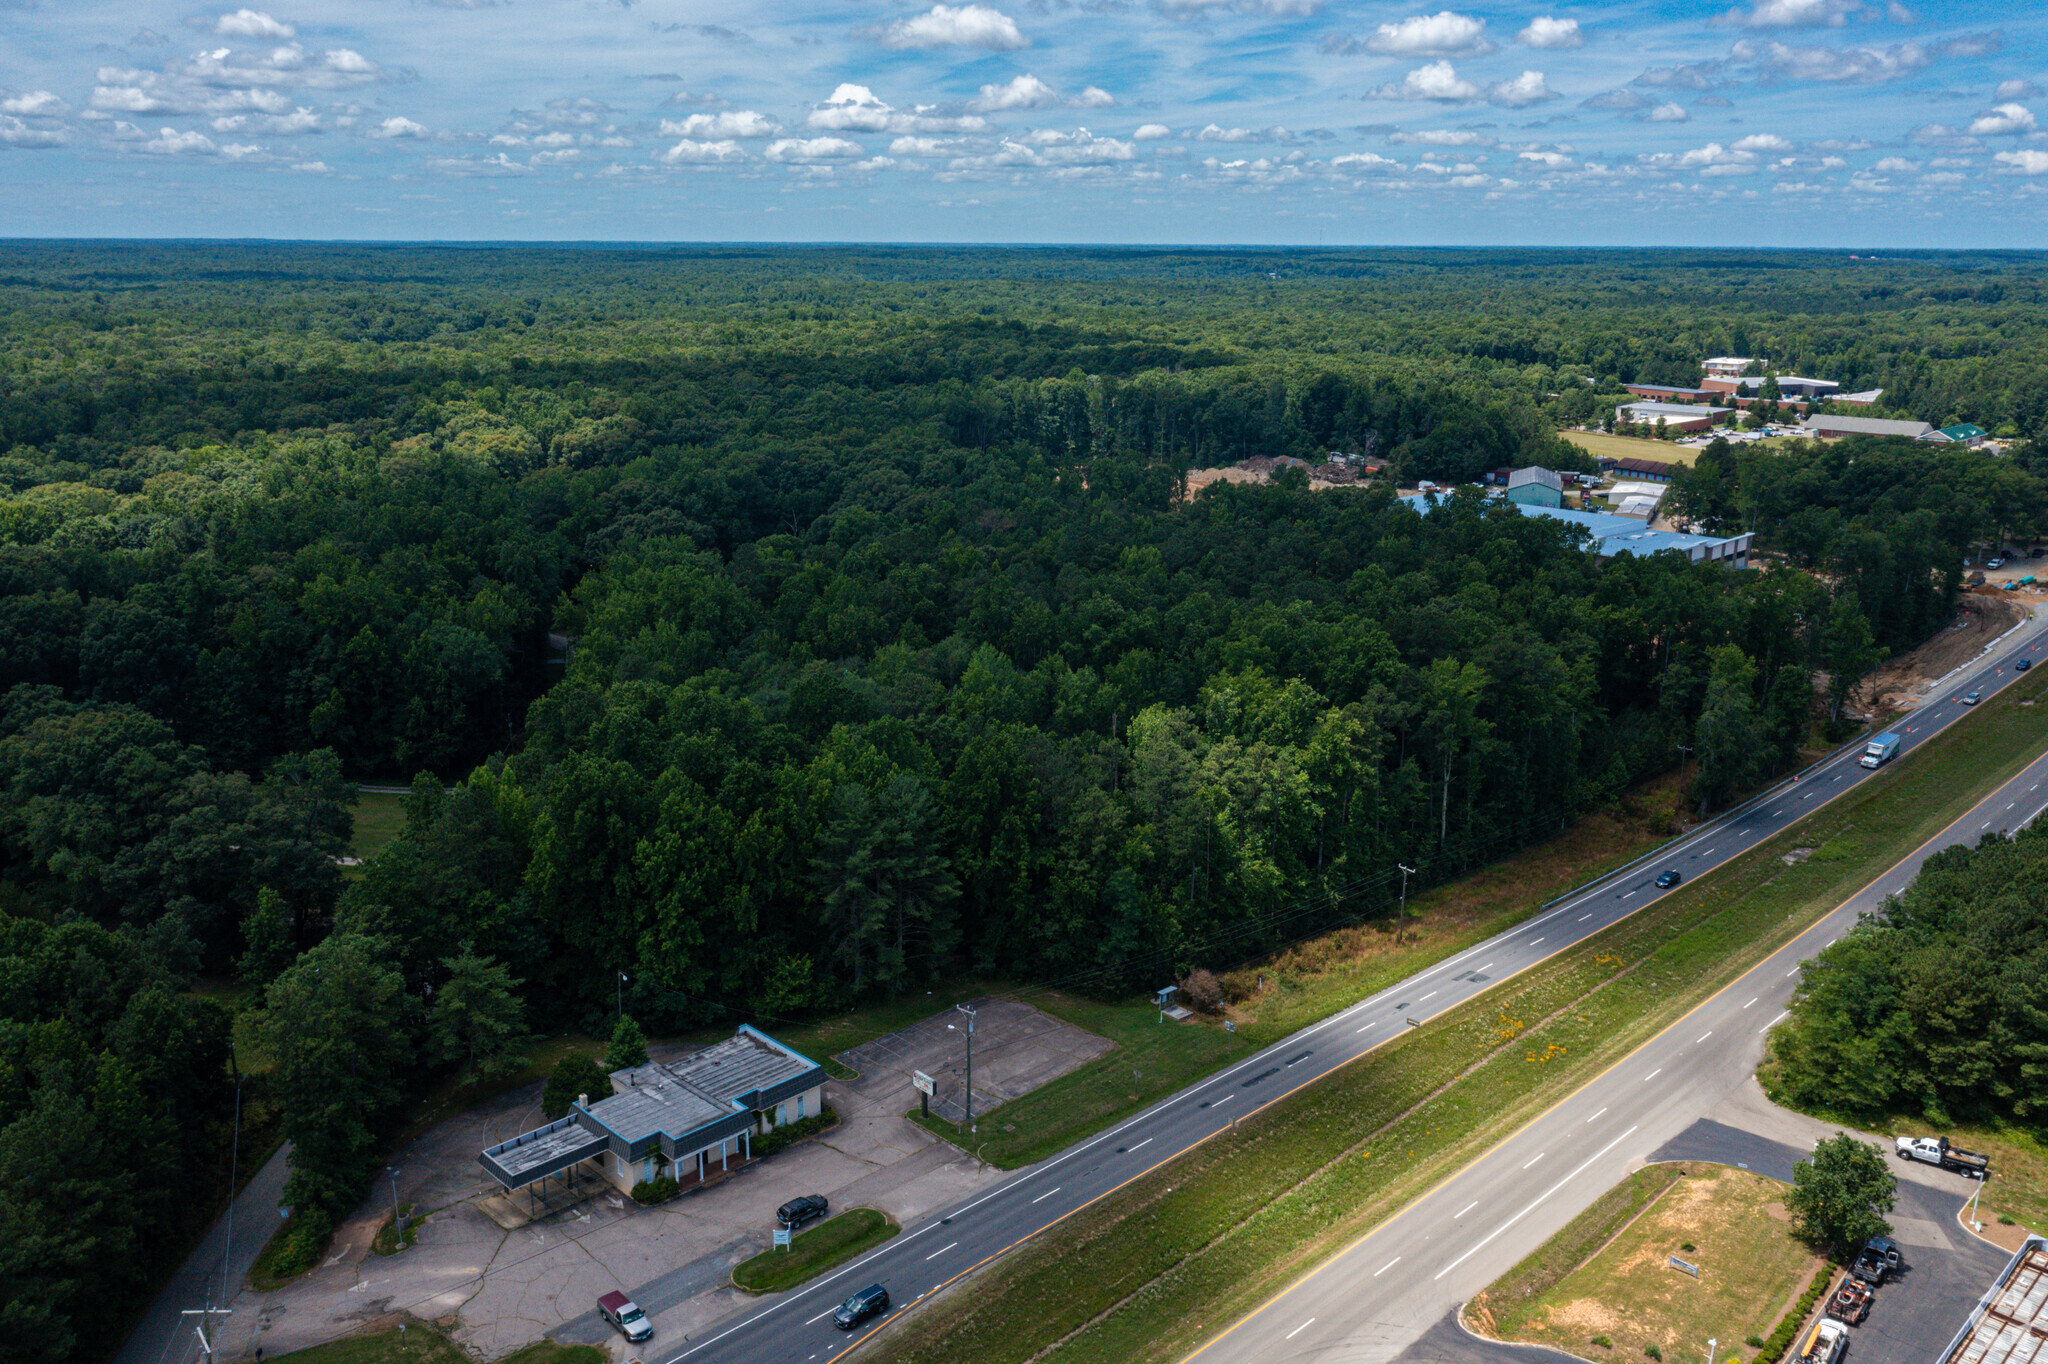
[1654,869,1682,889]
[2019,658,2034,671]
[833,1284,889,1330]
[777,1194,829,1229]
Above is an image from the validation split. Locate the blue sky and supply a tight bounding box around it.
[2,0,2045,244]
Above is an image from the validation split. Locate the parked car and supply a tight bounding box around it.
[1989,557,2006,569]
[1654,869,1682,889]
[833,1284,890,1330]
[777,1194,829,1229]
[1964,691,1981,705]
[598,1290,653,1343]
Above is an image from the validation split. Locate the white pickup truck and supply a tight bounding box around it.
[1896,1135,1990,1175]
[1797,1316,1848,1364]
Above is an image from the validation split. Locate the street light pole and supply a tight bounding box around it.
[1396,864,1416,944]
[1969,1171,1987,1230]
[955,1002,977,1134]
[1707,1337,1718,1364]
[616,970,628,1023]
[386,1166,404,1241]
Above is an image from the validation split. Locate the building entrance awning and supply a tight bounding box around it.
[479,1115,611,1191]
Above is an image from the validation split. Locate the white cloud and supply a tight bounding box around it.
[220,141,264,159]
[213,106,318,134]
[141,126,218,155]
[767,136,867,161]
[1583,88,1651,111]
[215,9,295,39]
[1364,12,1491,57]
[1197,123,1263,142]
[1487,71,1555,107]
[1871,155,1918,171]
[1719,0,1861,27]
[370,116,426,138]
[1518,149,1575,168]
[427,153,535,176]
[1995,148,2048,173]
[1968,103,2036,135]
[888,135,957,156]
[1,91,68,116]
[879,4,1027,50]
[1133,123,1172,140]
[289,159,328,172]
[1996,80,2041,101]
[656,137,745,163]
[1730,39,1930,82]
[1073,87,1115,109]
[1516,16,1582,48]
[972,74,1058,111]
[1731,132,1793,151]
[0,115,70,148]
[661,110,780,138]
[1388,128,1493,145]
[808,83,985,134]
[1642,141,1760,175]
[1368,61,1482,102]
[1159,0,1325,16]
[1332,150,1401,168]
[1645,102,1690,121]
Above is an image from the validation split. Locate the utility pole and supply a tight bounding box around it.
[182,1308,232,1363]
[1969,1171,1987,1230]
[616,970,628,1023]
[1396,863,1416,944]
[951,1002,978,1133]
[1676,743,1693,788]
[386,1166,404,1242]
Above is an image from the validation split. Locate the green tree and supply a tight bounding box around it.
[1788,1133,1896,1254]
[541,1051,614,1120]
[606,1013,650,1070]
[429,952,526,1085]
[1822,593,1885,728]
[253,934,415,1234]
[1692,645,1763,815]
[238,885,297,987]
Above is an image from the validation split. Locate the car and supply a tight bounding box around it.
[2021,658,2034,671]
[777,1194,829,1229]
[597,1290,653,1343]
[1989,558,2006,570]
[1964,690,1981,704]
[832,1284,890,1330]
[1654,869,1682,889]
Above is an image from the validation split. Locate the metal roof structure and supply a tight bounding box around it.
[1941,1239,2048,1364]
[1801,414,1934,439]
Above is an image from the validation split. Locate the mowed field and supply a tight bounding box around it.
[1562,429,1703,466]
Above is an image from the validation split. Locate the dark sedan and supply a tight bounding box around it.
[1654,869,1682,889]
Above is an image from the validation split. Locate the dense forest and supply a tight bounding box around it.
[1769,824,2048,1126]
[5,243,2048,1358]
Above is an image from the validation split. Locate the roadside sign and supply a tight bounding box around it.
[774,1228,792,1250]
[1668,1255,1700,1278]
[913,1070,935,1096]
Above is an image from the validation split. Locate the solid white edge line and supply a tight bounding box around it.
[1434,1126,1639,1281]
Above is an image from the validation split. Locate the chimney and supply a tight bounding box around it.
[577,1093,588,1109]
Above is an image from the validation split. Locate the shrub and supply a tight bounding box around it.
[1180,969,1222,1013]
[1746,1336,1766,1349]
[1680,1242,1696,1252]
[754,1107,837,1160]
[1752,1265,1837,1364]
[1999,1215,2016,1226]
[1591,1336,1613,1349]
[1644,1346,1662,1360]
[631,1176,679,1205]
[542,1052,613,1121]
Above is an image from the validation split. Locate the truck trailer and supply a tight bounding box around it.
[1859,733,1902,768]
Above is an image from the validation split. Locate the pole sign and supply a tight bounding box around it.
[913,1070,935,1117]
[1668,1255,1700,1279]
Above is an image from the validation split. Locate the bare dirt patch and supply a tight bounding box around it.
[1857,593,2027,715]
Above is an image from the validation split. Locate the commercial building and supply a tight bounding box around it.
[1616,401,1735,434]
[1604,480,1669,518]
[1938,1236,2047,1364]
[1505,466,1564,508]
[1512,503,1752,566]
[1701,375,1841,401]
[1836,388,1885,405]
[1600,456,1682,484]
[1622,383,1721,403]
[479,1025,828,1197]
[1702,356,1756,379]
[1800,414,1935,440]
[1923,423,1989,447]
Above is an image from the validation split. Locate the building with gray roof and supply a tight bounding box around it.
[1801,414,1933,440]
[480,1025,827,1196]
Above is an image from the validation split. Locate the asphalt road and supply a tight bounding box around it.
[639,611,2048,1364]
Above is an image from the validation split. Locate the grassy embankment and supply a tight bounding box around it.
[865,667,2048,1364]
[732,1209,899,1293]
[264,1321,599,1364]
[1474,1164,1823,1364]
[907,778,1701,1167]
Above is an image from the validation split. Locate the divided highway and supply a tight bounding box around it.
[664,611,2047,1364]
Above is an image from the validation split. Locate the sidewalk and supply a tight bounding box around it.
[115,1143,292,1364]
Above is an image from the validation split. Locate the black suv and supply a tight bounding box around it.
[1654,869,1682,889]
[833,1284,889,1330]
[777,1194,829,1229]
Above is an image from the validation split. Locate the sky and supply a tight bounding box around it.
[2,1,2046,245]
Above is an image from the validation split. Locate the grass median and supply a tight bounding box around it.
[867,669,2048,1364]
[733,1209,899,1294]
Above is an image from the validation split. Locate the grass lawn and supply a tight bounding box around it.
[264,1322,601,1364]
[348,789,406,865]
[1562,429,1704,466]
[1476,1165,1823,1364]
[866,666,2048,1364]
[732,1208,899,1293]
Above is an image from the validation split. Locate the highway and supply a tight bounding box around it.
[661,610,2047,1364]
